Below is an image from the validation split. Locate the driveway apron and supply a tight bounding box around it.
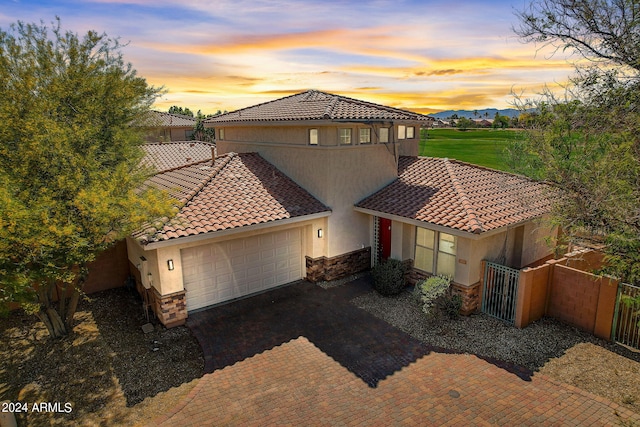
[186,276,447,387]
[159,276,640,426]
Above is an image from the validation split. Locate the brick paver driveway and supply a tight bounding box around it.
[151,277,640,426]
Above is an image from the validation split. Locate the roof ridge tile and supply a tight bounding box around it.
[154,157,213,175]
[322,95,339,119]
[443,159,484,234]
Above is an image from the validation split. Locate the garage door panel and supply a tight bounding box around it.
[260,234,274,246]
[246,253,260,263]
[261,249,275,260]
[244,236,261,250]
[261,261,275,272]
[182,228,303,311]
[231,255,246,266]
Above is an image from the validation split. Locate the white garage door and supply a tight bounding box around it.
[181,228,303,311]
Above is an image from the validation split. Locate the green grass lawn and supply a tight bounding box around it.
[419,128,522,171]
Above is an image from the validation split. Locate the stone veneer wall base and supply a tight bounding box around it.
[306,247,371,283]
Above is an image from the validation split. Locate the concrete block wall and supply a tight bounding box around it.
[515,251,618,340]
[83,240,130,294]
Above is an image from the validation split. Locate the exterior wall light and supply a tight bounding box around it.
[317,228,323,238]
[167,259,175,271]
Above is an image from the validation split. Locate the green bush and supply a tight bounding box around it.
[438,294,463,319]
[413,275,452,316]
[371,258,406,296]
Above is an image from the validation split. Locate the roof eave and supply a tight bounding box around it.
[140,210,332,250]
[353,206,548,240]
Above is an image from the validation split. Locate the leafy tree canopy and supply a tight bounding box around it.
[168,105,194,117]
[0,18,174,337]
[508,0,640,284]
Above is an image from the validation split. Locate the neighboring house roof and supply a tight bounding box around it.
[206,90,431,124]
[144,110,198,127]
[356,156,553,234]
[135,152,331,245]
[142,142,215,173]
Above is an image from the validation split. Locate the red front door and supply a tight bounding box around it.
[379,218,392,261]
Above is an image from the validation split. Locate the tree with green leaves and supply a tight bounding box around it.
[456,117,475,131]
[492,113,510,129]
[168,105,194,117]
[508,0,640,284]
[0,19,174,337]
[192,110,216,143]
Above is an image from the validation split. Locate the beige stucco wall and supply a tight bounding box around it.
[127,217,325,296]
[145,127,192,142]
[126,237,160,292]
[384,219,556,287]
[218,137,400,257]
[521,218,557,266]
[216,122,421,149]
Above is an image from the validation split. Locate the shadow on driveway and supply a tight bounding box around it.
[187,276,531,387]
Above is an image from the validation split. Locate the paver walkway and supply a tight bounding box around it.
[152,336,639,426]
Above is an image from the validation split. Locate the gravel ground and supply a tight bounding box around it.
[0,287,203,426]
[352,285,640,414]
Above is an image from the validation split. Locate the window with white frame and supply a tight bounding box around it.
[414,227,457,277]
[398,125,406,140]
[309,128,318,145]
[407,126,415,139]
[218,128,225,140]
[339,128,352,145]
[359,128,371,144]
[379,127,389,143]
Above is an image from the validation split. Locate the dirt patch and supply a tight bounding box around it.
[539,342,640,414]
[0,287,203,426]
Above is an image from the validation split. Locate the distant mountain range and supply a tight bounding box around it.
[429,108,521,119]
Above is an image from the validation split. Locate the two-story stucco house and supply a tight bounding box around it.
[143,110,198,142]
[126,90,555,327]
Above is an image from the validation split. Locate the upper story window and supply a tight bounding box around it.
[339,128,352,145]
[407,126,415,139]
[359,128,371,144]
[309,128,318,145]
[379,127,389,143]
[218,128,225,140]
[415,227,457,278]
[398,125,406,140]
[185,129,194,140]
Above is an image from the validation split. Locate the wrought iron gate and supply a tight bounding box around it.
[481,262,520,324]
[612,282,640,350]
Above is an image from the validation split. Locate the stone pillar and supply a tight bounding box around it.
[152,288,187,328]
[450,282,481,315]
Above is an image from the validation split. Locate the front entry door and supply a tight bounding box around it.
[378,218,392,261]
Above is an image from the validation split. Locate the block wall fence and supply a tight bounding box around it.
[514,250,618,340]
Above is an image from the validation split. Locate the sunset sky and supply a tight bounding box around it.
[2,0,577,114]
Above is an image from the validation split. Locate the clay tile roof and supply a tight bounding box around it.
[356,156,554,234]
[205,90,431,124]
[143,110,197,127]
[135,152,330,244]
[142,142,216,173]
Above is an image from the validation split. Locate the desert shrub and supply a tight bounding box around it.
[371,258,406,296]
[438,293,463,319]
[413,275,452,316]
